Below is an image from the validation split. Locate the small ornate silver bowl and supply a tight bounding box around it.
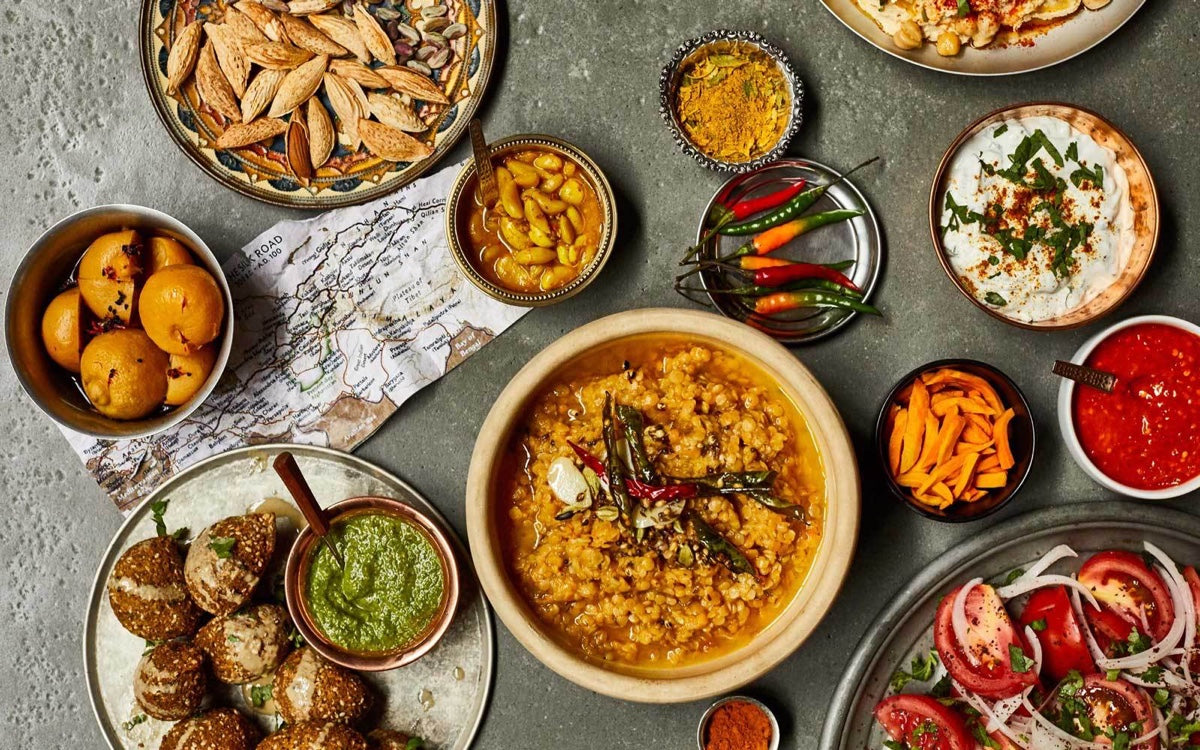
[696,695,781,750]
[659,30,804,172]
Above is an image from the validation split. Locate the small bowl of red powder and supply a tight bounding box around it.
[1057,314,1200,499]
[697,695,779,750]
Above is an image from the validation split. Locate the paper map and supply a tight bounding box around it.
[62,161,528,511]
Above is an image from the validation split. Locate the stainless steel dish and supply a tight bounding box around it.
[697,695,781,750]
[820,501,1200,749]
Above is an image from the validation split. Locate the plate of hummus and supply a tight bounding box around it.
[929,102,1157,330]
[822,0,1145,75]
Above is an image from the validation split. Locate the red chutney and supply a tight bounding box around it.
[1073,323,1200,490]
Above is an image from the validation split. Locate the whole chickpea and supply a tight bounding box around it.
[1083,0,1111,7]
[892,20,924,50]
[936,31,962,57]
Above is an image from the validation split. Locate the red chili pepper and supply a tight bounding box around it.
[682,179,809,265]
[753,290,881,317]
[568,442,699,501]
[751,262,861,291]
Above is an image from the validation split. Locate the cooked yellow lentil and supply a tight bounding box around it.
[497,336,825,669]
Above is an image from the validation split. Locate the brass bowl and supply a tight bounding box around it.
[5,204,234,439]
[929,102,1159,331]
[445,134,617,307]
[284,495,461,672]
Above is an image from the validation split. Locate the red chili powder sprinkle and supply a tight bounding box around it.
[704,700,773,750]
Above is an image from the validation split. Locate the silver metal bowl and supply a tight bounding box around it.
[5,204,234,439]
[696,695,781,750]
[660,30,805,172]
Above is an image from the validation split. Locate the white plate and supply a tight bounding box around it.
[84,445,494,750]
[821,0,1146,76]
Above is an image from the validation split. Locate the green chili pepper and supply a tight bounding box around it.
[616,404,658,485]
[602,393,633,527]
[718,157,879,237]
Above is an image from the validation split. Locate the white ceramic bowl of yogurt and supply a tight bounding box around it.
[930,102,1159,330]
[1057,314,1200,500]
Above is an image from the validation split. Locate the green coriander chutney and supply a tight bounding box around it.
[305,511,445,653]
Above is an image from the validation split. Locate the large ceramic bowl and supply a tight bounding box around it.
[929,102,1158,331]
[5,205,234,439]
[465,308,860,702]
[1057,314,1200,500]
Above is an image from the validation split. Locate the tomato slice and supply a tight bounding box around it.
[1185,566,1200,673]
[1078,551,1175,645]
[934,584,1039,699]
[1059,675,1158,749]
[1018,586,1097,683]
[873,695,973,750]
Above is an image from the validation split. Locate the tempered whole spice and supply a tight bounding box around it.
[703,700,773,750]
[674,45,789,163]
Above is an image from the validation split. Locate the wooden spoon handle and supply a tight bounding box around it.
[273,451,330,537]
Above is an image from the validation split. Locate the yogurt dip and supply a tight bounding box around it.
[939,115,1134,323]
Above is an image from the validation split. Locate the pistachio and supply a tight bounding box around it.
[421,31,448,47]
[420,4,448,18]
[443,23,468,41]
[395,23,421,44]
[427,47,450,69]
[421,17,451,34]
[405,59,432,76]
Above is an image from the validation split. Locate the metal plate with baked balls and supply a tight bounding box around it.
[85,444,494,750]
[820,501,1200,749]
[694,159,882,345]
[821,0,1145,76]
[139,0,497,208]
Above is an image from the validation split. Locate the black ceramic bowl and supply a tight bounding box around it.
[874,359,1035,522]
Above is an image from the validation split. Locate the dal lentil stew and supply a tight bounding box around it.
[496,335,825,669]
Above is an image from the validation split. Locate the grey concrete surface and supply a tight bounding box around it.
[0,1,1196,748]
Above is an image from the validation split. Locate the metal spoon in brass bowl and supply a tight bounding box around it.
[273,451,345,570]
[469,119,498,207]
[1053,360,1118,394]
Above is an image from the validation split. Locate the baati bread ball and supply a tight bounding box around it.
[166,345,218,406]
[145,235,194,276]
[273,647,373,726]
[184,513,276,616]
[161,707,261,750]
[41,288,84,372]
[195,603,291,684]
[367,729,418,750]
[80,329,169,420]
[256,721,369,750]
[107,535,202,640]
[133,640,207,720]
[139,265,224,355]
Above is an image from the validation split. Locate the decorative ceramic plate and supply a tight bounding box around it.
[692,158,882,345]
[85,444,494,750]
[820,501,1200,749]
[139,0,497,208]
[821,0,1145,76]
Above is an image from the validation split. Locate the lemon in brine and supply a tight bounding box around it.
[41,288,85,373]
[80,329,169,419]
[139,265,225,355]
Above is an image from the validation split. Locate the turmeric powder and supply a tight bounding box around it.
[675,45,789,163]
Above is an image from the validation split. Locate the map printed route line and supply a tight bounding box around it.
[60,162,529,511]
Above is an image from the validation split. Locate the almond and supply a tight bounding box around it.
[306,97,335,170]
[234,1,285,42]
[240,68,287,122]
[205,23,250,97]
[221,7,269,44]
[323,73,368,151]
[329,59,390,90]
[196,41,242,122]
[375,65,449,105]
[279,14,348,57]
[215,118,288,149]
[244,40,314,70]
[367,92,424,133]
[286,118,313,186]
[166,21,202,96]
[268,54,329,118]
[308,14,371,64]
[351,4,396,66]
[287,0,342,14]
[359,118,434,162]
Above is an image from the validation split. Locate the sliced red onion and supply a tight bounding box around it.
[1025,624,1044,676]
[953,578,984,666]
[956,681,1029,748]
[1014,544,1080,584]
[1144,542,1196,670]
[998,573,1101,611]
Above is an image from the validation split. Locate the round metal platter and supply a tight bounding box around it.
[694,158,882,345]
[139,0,497,208]
[820,501,1200,749]
[84,444,494,750]
[821,0,1145,77]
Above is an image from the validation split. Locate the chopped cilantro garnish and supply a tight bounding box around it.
[208,535,237,559]
[957,0,970,16]
[1008,643,1034,673]
[890,650,939,692]
[250,683,273,708]
[122,714,148,731]
[984,292,1008,307]
[150,498,170,537]
[1065,142,1079,163]
[1029,618,1047,632]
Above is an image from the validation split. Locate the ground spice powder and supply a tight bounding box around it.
[703,699,773,750]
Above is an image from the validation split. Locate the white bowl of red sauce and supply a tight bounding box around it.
[1058,314,1200,499]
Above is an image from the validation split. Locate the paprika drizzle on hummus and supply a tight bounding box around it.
[1073,323,1200,490]
[305,511,445,653]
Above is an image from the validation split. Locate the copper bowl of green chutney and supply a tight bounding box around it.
[284,496,461,672]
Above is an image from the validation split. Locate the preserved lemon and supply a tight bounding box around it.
[41,288,84,373]
[165,346,218,406]
[80,329,169,419]
[145,236,194,276]
[139,265,225,355]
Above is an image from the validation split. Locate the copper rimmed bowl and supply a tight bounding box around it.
[284,495,461,672]
[929,102,1158,331]
[445,133,617,307]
